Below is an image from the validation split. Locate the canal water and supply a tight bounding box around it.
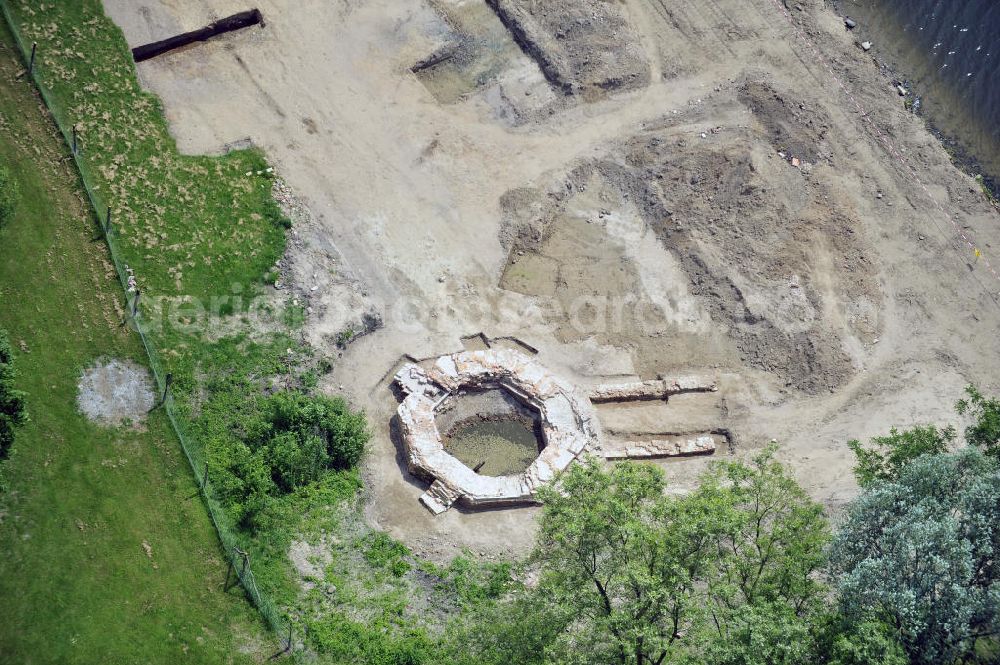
[836,0,1000,191]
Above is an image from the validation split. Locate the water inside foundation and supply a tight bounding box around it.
[444,417,543,477]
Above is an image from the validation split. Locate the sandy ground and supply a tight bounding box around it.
[103,0,1000,562]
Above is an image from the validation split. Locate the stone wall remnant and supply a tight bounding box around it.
[393,348,722,515]
[587,376,718,403]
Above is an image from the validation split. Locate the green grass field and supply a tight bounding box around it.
[0,3,514,662]
[0,21,274,664]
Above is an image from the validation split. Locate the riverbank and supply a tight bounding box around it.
[831,0,1000,199]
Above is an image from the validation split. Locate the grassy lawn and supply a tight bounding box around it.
[0,3,512,662]
[0,20,273,665]
[1,0,286,304]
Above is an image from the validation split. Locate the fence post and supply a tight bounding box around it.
[161,372,172,403]
[267,622,293,660]
[149,372,172,412]
[71,124,78,155]
[238,548,250,583]
[28,41,36,74]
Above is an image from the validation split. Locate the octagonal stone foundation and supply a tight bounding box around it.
[394,349,600,514]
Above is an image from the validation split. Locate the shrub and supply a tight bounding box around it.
[210,389,368,528]
[0,164,17,228]
[847,424,953,486]
[956,385,1000,457]
[0,330,28,459]
[257,391,367,469]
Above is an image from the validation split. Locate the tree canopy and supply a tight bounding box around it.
[833,447,1000,664]
[957,385,1000,459]
[445,448,887,665]
[847,425,954,487]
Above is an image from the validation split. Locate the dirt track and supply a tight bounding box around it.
[105,0,1000,561]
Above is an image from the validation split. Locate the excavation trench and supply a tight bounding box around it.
[132,9,263,62]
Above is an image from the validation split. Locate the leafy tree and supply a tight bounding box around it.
[696,602,814,665]
[530,460,698,665]
[0,329,28,459]
[957,385,1000,458]
[696,447,829,618]
[830,447,1000,665]
[683,448,830,665]
[455,448,832,665]
[0,164,17,228]
[811,616,907,665]
[847,425,954,487]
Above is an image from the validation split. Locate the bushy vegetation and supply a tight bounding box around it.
[832,448,1000,665]
[208,387,368,529]
[847,424,953,486]
[0,329,27,462]
[443,450,903,665]
[957,385,1000,457]
[0,162,16,227]
[831,388,1000,665]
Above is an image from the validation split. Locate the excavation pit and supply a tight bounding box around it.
[437,388,545,477]
[393,349,600,514]
[412,0,538,105]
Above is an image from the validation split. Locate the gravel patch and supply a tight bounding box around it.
[77,358,156,426]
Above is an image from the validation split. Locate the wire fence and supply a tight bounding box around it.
[0,3,294,656]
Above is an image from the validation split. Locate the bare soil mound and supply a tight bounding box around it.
[500,80,882,393]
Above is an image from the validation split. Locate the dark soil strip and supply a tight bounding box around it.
[411,45,459,73]
[132,9,264,63]
[483,0,572,94]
